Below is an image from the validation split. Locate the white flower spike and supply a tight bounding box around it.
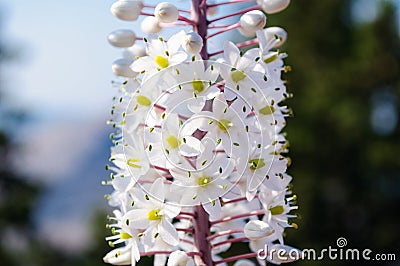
[105,0,299,265]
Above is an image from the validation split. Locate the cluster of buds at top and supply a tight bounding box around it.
[104,0,300,265]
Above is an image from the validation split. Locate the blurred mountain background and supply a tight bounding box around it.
[0,0,399,265]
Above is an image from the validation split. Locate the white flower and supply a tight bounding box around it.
[110,135,150,179]
[111,0,143,21]
[170,156,236,219]
[167,250,194,266]
[244,220,275,240]
[104,210,142,264]
[166,59,220,113]
[259,187,297,244]
[112,58,136,77]
[193,94,250,156]
[239,10,267,37]
[141,16,162,34]
[257,27,287,51]
[220,42,265,101]
[123,178,181,246]
[257,0,291,14]
[155,2,179,23]
[130,32,187,80]
[123,77,164,131]
[182,32,203,54]
[123,44,147,60]
[147,112,202,166]
[103,245,133,265]
[108,29,136,48]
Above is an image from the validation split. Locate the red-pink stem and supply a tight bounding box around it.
[207,0,254,8]
[180,238,195,245]
[161,22,191,27]
[222,194,258,205]
[208,5,260,24]
[179,211,197,217]
[237,38,259,49]
[143,5,192,14]
[206,23,240,39]
[211,210,265,226]
[176,215,193,220]
[214,253,259,265]
[150,164,170,173]
[176,228,193,233]
[140,12,195,24]
[179,15,196,25]
[207,229,244,241]
[209,39,259,57]
[140,251,202,257]
[212,237,249,248]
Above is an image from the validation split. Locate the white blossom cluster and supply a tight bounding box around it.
[104,0,299,265]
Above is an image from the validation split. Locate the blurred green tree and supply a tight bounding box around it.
[269,0,400,265]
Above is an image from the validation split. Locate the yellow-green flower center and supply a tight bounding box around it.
[148,209,162,220]
[270,205,284,215]
[198,177,211,187]
[249,158,266,170]
[231,70,246,83]
[192,80,204,93]
[263,53,278,64]
[166,135,180,149]
[217,119,233,131]
[136,95,151,106]
[155,55,169,68]
[259,105,275,115]
[120,232,132,240]
[127,158,141,168]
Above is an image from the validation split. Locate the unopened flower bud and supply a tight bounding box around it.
[123,44,147,60]
[111,0,143,21]
[244,220,274,240]
[141,16,162,34]
[206,0,218,16]
[103,247,131,265]
[108,29,136,48]
[167,250,189,266]
[233,259,256,266]
[182,32,203,54]
[154,2,179,23]
[268,244,302,263]
[239,10,266,37]
[264,26,287,47]
[112,58,136,77]
[257,0,290,14]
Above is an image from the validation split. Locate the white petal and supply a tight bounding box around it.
[202,199,222,220]
[167,30,186,53]
[223,41,240,66]
[150,178,165,202]
[159,219,179,246]
[123,209,150,229]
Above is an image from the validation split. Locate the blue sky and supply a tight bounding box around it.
[1,0,122,121]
